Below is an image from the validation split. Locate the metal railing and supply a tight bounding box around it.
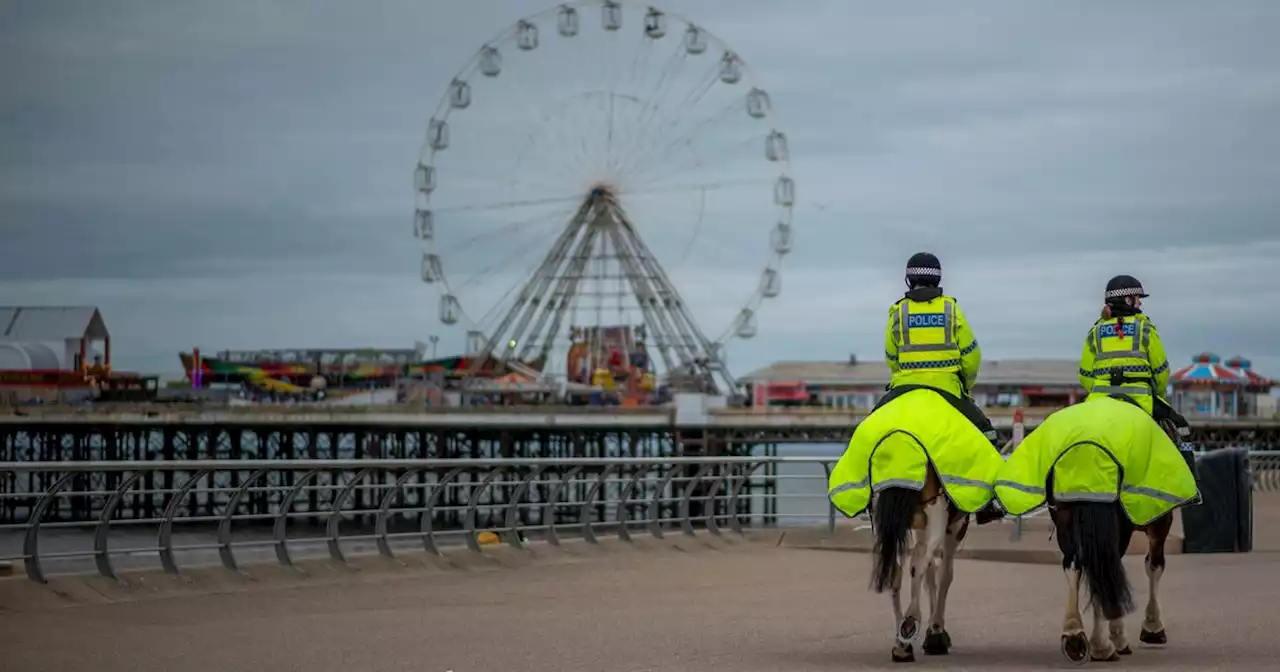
[1249,450,1280,491]
[0,457,839,584]
[4,451,1279,585]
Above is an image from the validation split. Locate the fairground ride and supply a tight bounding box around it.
[414,1,794,399]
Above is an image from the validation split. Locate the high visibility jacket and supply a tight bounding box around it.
[994,396,1198,525]
[884,295,980,399]
[828,388,1004,518]
[1078,313,1170,415]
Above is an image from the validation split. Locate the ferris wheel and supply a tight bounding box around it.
[413,1,793,394]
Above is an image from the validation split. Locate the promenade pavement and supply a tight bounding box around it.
[3,500,1280,671]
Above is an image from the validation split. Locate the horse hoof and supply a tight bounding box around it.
[891,644,915,663]
[1140,628,1167,645]
[897,616,922,645]
[1116,646,1132,656]
[1061,633,1091,666]
[922,627,950,655]
[1091,650,1120,662]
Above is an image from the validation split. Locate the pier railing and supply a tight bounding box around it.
[4,451,1280,584]
[0,456,836,583]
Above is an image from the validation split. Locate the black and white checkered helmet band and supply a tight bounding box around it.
[906,267,941,277]
[1105,286,1145,299]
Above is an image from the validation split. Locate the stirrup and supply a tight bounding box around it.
[975,503,1005,524]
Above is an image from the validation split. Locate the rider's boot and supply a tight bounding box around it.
[975,500,1006,525]
[976,431,1008,525]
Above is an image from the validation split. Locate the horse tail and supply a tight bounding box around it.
[1072,501,1134,620]
[871,487,916,594]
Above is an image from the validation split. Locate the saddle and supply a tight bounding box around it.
[875,383,998,442]
[1108,393,1198,484]
[1107,368,1191,438]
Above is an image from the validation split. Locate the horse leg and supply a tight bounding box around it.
[890,561,911,662]
[1109,617,1132,656]
[924,556,938,624]
[1055,506,1090,664]
[892,524,927,663]
[1140,515,1172,645]
[922,512,963,655]
[1060,565,1090,663]
[1089,597,1120,661]
[875,486,922,663]
[891,560,905,629]
[899,496,947,646]
[1087,499,1134,661]
[1105,520,1139,656]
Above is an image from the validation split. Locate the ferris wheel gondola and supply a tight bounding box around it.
[414,1,793,394]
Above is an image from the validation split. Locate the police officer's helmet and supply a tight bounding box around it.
[905,252,942,287]
[1104,274,1149,305]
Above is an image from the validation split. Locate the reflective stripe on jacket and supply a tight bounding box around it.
[828,388,1004,518]
[994,395,1198,525]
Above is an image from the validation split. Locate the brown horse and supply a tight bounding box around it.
[870,464,973,663]
[1053,417,1180,664]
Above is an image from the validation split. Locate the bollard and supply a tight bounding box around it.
[1008,408,1026,542]
[1010,407,1026,447]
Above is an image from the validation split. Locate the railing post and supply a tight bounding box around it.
[727,462,766,535]
[158,469,212,576]
[325,467,375,564]
[420,467,466,556]
[504,466,545,550]
[464,467,507,553]
[579,465,619,544]
[218,468,270,571]
[23,472,76,584]
[273,469,322,568]
[93,472,143,581]
[679,463,714,537]
[649,465,683,539]
[545,466,585,547]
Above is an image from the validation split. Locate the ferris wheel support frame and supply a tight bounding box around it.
[462,189,737,395]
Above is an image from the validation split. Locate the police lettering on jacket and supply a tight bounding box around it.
[906,313,947,329]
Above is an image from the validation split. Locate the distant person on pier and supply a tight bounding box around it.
[877,251,1004,524]
[1078,274,1188,434]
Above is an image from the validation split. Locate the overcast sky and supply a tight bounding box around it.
[2,0,1279,380]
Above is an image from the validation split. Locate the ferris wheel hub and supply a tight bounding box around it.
[587,182,619,201]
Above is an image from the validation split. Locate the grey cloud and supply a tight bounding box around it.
[3,0,1280,377]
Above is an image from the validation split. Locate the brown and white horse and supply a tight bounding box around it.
[870,464,971,663]
[1053,417,1180,664]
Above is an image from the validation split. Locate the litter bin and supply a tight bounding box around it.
[1181,448,1253,553]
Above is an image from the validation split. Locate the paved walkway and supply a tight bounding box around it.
[2,525,1279,672]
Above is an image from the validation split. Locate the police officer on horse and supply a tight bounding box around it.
[1078,274,1188,434]
[879,252,1004,524]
